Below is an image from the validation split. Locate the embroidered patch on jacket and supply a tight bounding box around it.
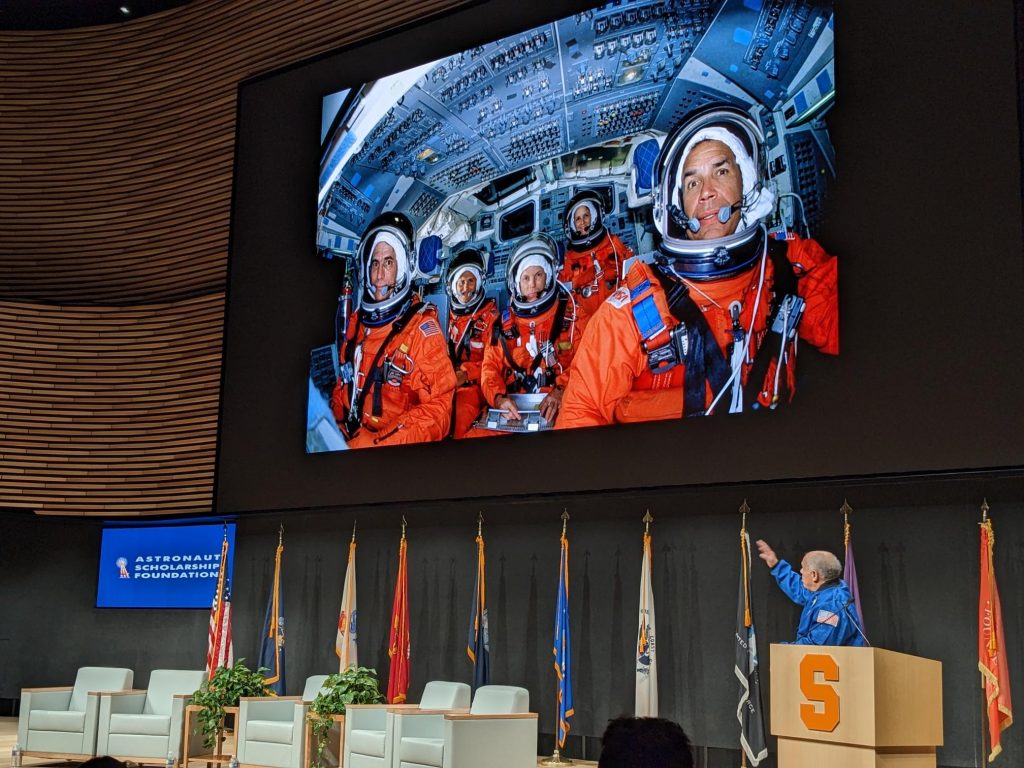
[815,610,839,627]
[607,287,630,308]
[419,319,441,338]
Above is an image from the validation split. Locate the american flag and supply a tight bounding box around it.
[206,534,233,676]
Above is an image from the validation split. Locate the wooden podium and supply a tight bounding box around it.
[770,645,943,768]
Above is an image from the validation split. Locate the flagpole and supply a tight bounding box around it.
[979,500,989,765]
[739,500,748,768]
[541,509,573,767]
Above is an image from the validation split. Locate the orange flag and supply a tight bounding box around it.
[387,533,410,704]
[979,517,1013,762]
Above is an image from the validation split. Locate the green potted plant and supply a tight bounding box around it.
[191,660,270,749]
[308,667,384,768]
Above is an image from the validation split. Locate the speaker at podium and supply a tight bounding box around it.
[770,644,943,768]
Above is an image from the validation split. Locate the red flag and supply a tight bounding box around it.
[206,534,233,675]
[386,535,410,704]
[979,518,1013,762]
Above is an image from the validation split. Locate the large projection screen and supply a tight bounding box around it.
[217,0,1023,515]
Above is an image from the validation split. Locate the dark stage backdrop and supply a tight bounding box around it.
[4,476,1022,767]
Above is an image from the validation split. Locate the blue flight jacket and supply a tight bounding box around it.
[771,560,867,646]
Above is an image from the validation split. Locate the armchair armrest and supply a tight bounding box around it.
[21,689,73,710]
[444,713,537,721]
[21,686,74,693]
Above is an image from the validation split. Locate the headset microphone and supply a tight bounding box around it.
[670,202,741,233]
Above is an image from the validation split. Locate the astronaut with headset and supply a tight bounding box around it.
[472,233,587,430]
[558,190,634,319]
[329,212,458,447]
[558,106,839,428]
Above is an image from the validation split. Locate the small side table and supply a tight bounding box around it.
[181,704,240,768]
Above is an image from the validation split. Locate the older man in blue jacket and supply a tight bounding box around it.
[755,540,867,646]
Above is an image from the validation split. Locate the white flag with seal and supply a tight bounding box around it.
[635,529,658,716]
[336,538,358,671]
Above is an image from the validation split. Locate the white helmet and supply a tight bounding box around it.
[356,212,415,326]
[505,233,560,318]
[446,248,487,316]
[651,106,775,280]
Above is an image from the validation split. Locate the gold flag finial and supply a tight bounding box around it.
[222,520,229,540]
[561,508,570,535]
[351,520,357,543]
[739,499,750,530]
[278,523,284,546]
[477,512,484,537]
[401,515,407,540]
[981,498,990,522]
[643,509,653,533]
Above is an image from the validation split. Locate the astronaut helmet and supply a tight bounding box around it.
[506,233,560,318]
[446,247,487,316]
[651,106,776,280]
[356,212,415,327]
[563,190,606,251]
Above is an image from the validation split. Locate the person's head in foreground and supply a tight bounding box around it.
[598,716,694,768]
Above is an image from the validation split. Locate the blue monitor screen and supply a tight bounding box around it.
[96,523,237,608]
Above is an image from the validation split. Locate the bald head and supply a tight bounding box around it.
[799,550,842,591]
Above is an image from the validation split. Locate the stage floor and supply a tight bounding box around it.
[0,718,595,768]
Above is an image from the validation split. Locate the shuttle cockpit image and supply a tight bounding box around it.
[308,0,838,452]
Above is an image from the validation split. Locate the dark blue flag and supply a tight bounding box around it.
[259,536,286,695]
[553,531,574,749]
[467,532,490,693]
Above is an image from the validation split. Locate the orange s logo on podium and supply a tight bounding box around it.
[799,653,840,731]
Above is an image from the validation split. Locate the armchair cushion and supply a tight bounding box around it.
[108,713,170,736]
[244,720,295,744]
[28,710,86,732]
[347,727,386,757]
[398,736,443,766]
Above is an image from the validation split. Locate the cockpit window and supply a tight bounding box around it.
[498,201,536,242]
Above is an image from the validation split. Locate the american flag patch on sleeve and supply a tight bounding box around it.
[419,319,441,338]
[815,610,839,627]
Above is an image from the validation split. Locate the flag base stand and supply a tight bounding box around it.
[539,749,573,765]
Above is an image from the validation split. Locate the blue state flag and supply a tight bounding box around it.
[553,532,574,749]
[259,537,286,695]
[467,532,490,693]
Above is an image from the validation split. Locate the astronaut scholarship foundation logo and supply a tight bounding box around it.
[116,557,130,578]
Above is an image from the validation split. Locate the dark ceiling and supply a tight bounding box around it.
[0,0,190,30]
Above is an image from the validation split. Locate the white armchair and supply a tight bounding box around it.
[96,669,207,766]
[235,674,330,768]
[394,685,535,768]
[17,666,134,760]
[344,681,470,768]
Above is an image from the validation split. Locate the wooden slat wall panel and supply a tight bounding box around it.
[0,295,223,515]
[0,0,468,304]
[0,0,468,515]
